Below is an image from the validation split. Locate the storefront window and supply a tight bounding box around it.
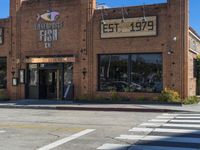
[131,54,162,92]
[99,55,128,92]
[0,58,7,89]
[29,64,38,86]
[98,54,163,93]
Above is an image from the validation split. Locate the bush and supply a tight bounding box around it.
[0,89,9,100]
[158,88,180,103]
[110,90,120,101]
[183,96,200,105]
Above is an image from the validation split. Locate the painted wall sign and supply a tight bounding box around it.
[101,16,157,38]
[0,28,3,45]
[34,10,64,48]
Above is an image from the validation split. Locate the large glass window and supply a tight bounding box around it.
[131,54,162,92]
[0,58,7,89]
[99,55,128,92]
[98,53,163,93]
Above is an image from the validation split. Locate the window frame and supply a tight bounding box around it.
[98,53,163,93]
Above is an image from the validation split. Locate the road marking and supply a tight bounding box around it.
[129,127,153,132]
[164,113,200,116]
[128,145,197,150]
[156,116,175,119]
[149,119,170,122]
[37,129,95,150]
[170,120,200,123]
[150,119,200,123]
[141,123,200,128]
[129,127,200,134]
[97,143,129,150]
[176,116,200,119]
[116,135,200,144]
[141,123,162,127]
[0,130,5,133]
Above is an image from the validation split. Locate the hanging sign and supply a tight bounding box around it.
[34,10,64,48]
[101,16,157,38]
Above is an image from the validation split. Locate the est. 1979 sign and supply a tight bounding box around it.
[101,16,157,38]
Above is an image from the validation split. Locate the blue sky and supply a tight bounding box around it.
[0,0,199,34]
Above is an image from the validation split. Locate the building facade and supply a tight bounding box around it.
[0,0,199,101]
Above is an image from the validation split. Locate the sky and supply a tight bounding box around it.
[0,0,199,34]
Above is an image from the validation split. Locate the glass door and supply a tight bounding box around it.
[39,69,60,99]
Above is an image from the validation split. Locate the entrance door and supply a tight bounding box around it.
[39,69,59,99]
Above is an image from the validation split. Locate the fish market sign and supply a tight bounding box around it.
[34,11,64,48]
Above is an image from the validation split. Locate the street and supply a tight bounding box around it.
[0,108,200,150]
[0,108,158,150]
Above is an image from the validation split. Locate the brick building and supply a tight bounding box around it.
[0,0,199,101]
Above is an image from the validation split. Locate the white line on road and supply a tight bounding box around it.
[37,129,95,150]
[129,127,200,134]
[141,123,200,128]
[128,145,197,150]
[163,113,200,116]
[176,116,200,119]
[0,130,5,133]
[170,120,200,123]
[116,135,200,144]
[97,143,129,150]
[149,119,170,122]
[156,116,175,119]
[129,127,153,132]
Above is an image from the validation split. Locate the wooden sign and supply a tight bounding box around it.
[101,16,157,38]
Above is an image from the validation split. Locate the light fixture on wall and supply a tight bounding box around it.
[121,7,128,23]
[139,3,147,22]
[167,36,177,55]
[98,3,106,24]
[82,68,87,79]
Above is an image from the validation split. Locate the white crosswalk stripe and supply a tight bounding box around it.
[97,144,129,150]
[96,113,200,150]
[129,127,200,134]
[116,135,200,144]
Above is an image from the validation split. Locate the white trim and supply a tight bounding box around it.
[189,30,200,42]
[189,48,199,54]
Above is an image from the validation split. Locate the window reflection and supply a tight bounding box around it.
[99,54,163,93]
[131,54,162,92]
[29,64,38,86]
[99,55,128,92]
[0,58,7,89]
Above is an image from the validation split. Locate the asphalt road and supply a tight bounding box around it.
[0,108,159,150]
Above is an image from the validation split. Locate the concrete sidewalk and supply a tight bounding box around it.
[0,99,199,112]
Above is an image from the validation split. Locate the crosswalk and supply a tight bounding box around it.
[97,113,200,150]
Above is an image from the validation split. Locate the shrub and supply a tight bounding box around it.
[0,89,9,100]
[110,90,120,101]
[158,88,180,103]
[183,96,200,105]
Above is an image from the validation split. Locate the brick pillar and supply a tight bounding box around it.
[167,0,189,99]
[78,0,96,98]
[9,0,22,100]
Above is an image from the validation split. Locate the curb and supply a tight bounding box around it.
[0,105,189,113]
